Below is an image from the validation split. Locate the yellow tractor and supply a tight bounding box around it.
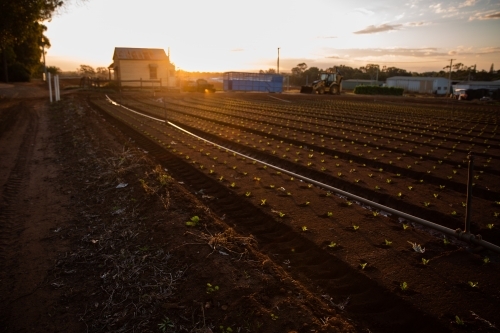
[300,71,343,94]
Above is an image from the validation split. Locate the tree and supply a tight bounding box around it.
[77,64,95,76]
[0,0,63,82]
[490,63,494,74]
[259,68,276,74]
[96,67,108,78]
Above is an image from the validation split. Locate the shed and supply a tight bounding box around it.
[452,80,500,92]
[223,72,283,93]
[342,79,381,90]
[386,76,449,95]
[109,47,176,88]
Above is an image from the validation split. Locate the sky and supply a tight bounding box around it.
[44,0,500,73]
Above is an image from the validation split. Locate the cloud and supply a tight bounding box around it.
[231,48,244,52]
[458,0,478,8]
[326,55,341,59]
[396,13,405,20]
[353,23,403,34]
[353,8,374,16]
[407,21,426,26]
[469,11,500,20]
[317,36,337,39]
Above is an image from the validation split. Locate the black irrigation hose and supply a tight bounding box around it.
[104,94,500,254]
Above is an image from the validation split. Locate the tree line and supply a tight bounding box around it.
[261,63,499,86]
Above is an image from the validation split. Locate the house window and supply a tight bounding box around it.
[149,66,157,79]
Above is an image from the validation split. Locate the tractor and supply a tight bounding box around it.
[300,71,343,95]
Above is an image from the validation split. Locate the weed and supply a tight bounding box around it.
[206,283,219,294]
[400,281,408,291]
[186,216,200,227]
[158,316,174,332]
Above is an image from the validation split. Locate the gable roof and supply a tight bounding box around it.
[113,47,168,61]
[387,76,448,81]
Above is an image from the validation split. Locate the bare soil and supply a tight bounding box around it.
[0,83,499,333]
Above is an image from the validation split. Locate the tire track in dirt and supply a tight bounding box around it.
[91,98,451,333]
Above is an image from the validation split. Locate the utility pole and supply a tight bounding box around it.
[277,47,280,74]
[447,58,455,96]
[41,37,48,82]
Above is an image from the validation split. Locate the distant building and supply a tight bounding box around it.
[342,79,381,90]
[109,47,176,88]
[452,80,500,92]
[386,76,449,95]
[223,72,283,93]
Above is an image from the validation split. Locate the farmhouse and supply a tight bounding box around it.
[386,76,449,95]
[109,47,176,88]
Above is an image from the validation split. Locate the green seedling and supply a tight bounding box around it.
[494,212,499,218]
[468,281,478,288]
[245,192,251,197]
[219,326,233,333]
[230,182,236,188]
[278,212,285,218]
[328,241,337,248]
[421,258,430,265]
[270,313,278,321]
[439,185,445,190]
[307,162,313,167]
[386,179,392,184]
[206,283,219,294]
[400,282,408,291]
[423,202,430,207]
[443,237,450,245]
[186,216,200,227]
[372,211,380,217]
[483,257,490,264]
[301,226,308,232]
[359,262,368,270]
[209,169,214,174]
[408,186,413,190]
[253,176,261,181]
[158,316,174,332]
[260,199,267,206]
[451,211,457,216]
[352,224,359,231]
[487,223,494,229]
[402,223,409,230]
[269,184,275,189]
[327,211,333,217]
[455,315,464,326]
[346,201,353,206]
[354,179,360,183]
[433,193,439,198]
[218,176,224,181]
[384,239,392,246]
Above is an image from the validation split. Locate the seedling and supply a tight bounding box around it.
[359,262,368,270]
[209,169,214,174]
[186,216,200,227]
[421,258,430,265]
[397,192,403,198]
[372,211,379,217]
[328,241,337,248]
[468,281,479,288]
[354,179,360,183]
[455,315,464,326]
[483,257,490,264]
[384,239,392,246]
[408,186,413,190]
[269,184,275,189]
[494,212,499,218]
[278,212,285,218]
[260,199,267,206]
[230,182,236,188]
[352,224,359,231]
[301,226,308,232]
[443,237,451,245]
[439,185,445,190]
[400,282,408,291]
[368,173,374,178]
[402,223,409,230]
[219,326,233,333]
[433,193,439,199]
[346,201,353,206]
[206,283,219,294]
[423,202,430,207]
[270,313,278,321]
[218,176,224,181]
[327,211,333,217]
[245,192,251,197]
[386,179,392,184]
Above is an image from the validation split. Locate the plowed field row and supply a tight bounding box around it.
[89,92,500,333]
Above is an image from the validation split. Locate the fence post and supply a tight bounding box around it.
[464,153,474,234]
[48,72,53,103]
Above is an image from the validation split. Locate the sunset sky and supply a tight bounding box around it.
[45,0,500,73]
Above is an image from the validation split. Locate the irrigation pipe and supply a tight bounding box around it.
[104,95,500,254]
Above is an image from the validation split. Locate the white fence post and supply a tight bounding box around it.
[48,72,53,103]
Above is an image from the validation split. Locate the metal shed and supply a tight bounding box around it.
[386,76,449,94]
[223,72,283,93]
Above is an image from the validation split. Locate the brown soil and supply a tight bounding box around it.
[0,83,499,333]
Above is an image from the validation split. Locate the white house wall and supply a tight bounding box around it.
[115,59,176,87]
